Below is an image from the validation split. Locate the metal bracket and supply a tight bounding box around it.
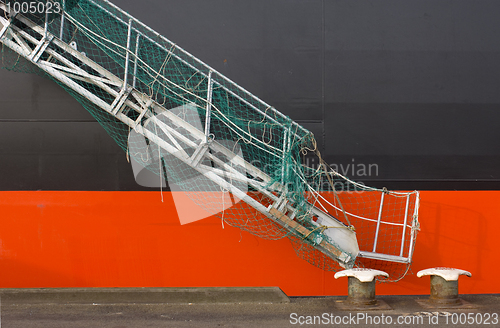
[269,193,288,213]
[134,98,153,128]
[111,86,132,115]
[29,35,54,63]
[190,142,209,167]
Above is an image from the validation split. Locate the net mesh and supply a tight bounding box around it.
[0,0,420,281]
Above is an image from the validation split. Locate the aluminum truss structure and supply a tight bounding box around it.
[0,0,419,270]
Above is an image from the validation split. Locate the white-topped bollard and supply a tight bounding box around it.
[417,267,471,306]
[334,268,389,308]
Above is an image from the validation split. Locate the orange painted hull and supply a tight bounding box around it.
[0,190,497,296]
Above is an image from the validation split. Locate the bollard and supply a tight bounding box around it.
[416,267,473,309]
[334,268,390,310]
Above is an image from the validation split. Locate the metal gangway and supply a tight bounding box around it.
[0,0,419,276]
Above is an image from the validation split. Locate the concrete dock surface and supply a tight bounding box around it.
[0,288,498,327]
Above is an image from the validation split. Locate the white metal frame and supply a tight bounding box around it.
[0,1,360,268]
[0,0,419,268]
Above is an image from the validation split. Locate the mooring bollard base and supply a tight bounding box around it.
[335,298,392,311]
[415,297,477,309]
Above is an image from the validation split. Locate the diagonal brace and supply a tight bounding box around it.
[111,86,132,115]
[0,11,17,40]
[29,35,54,63]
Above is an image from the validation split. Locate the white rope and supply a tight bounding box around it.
[292,165,416,229]
[220,186,226,229]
